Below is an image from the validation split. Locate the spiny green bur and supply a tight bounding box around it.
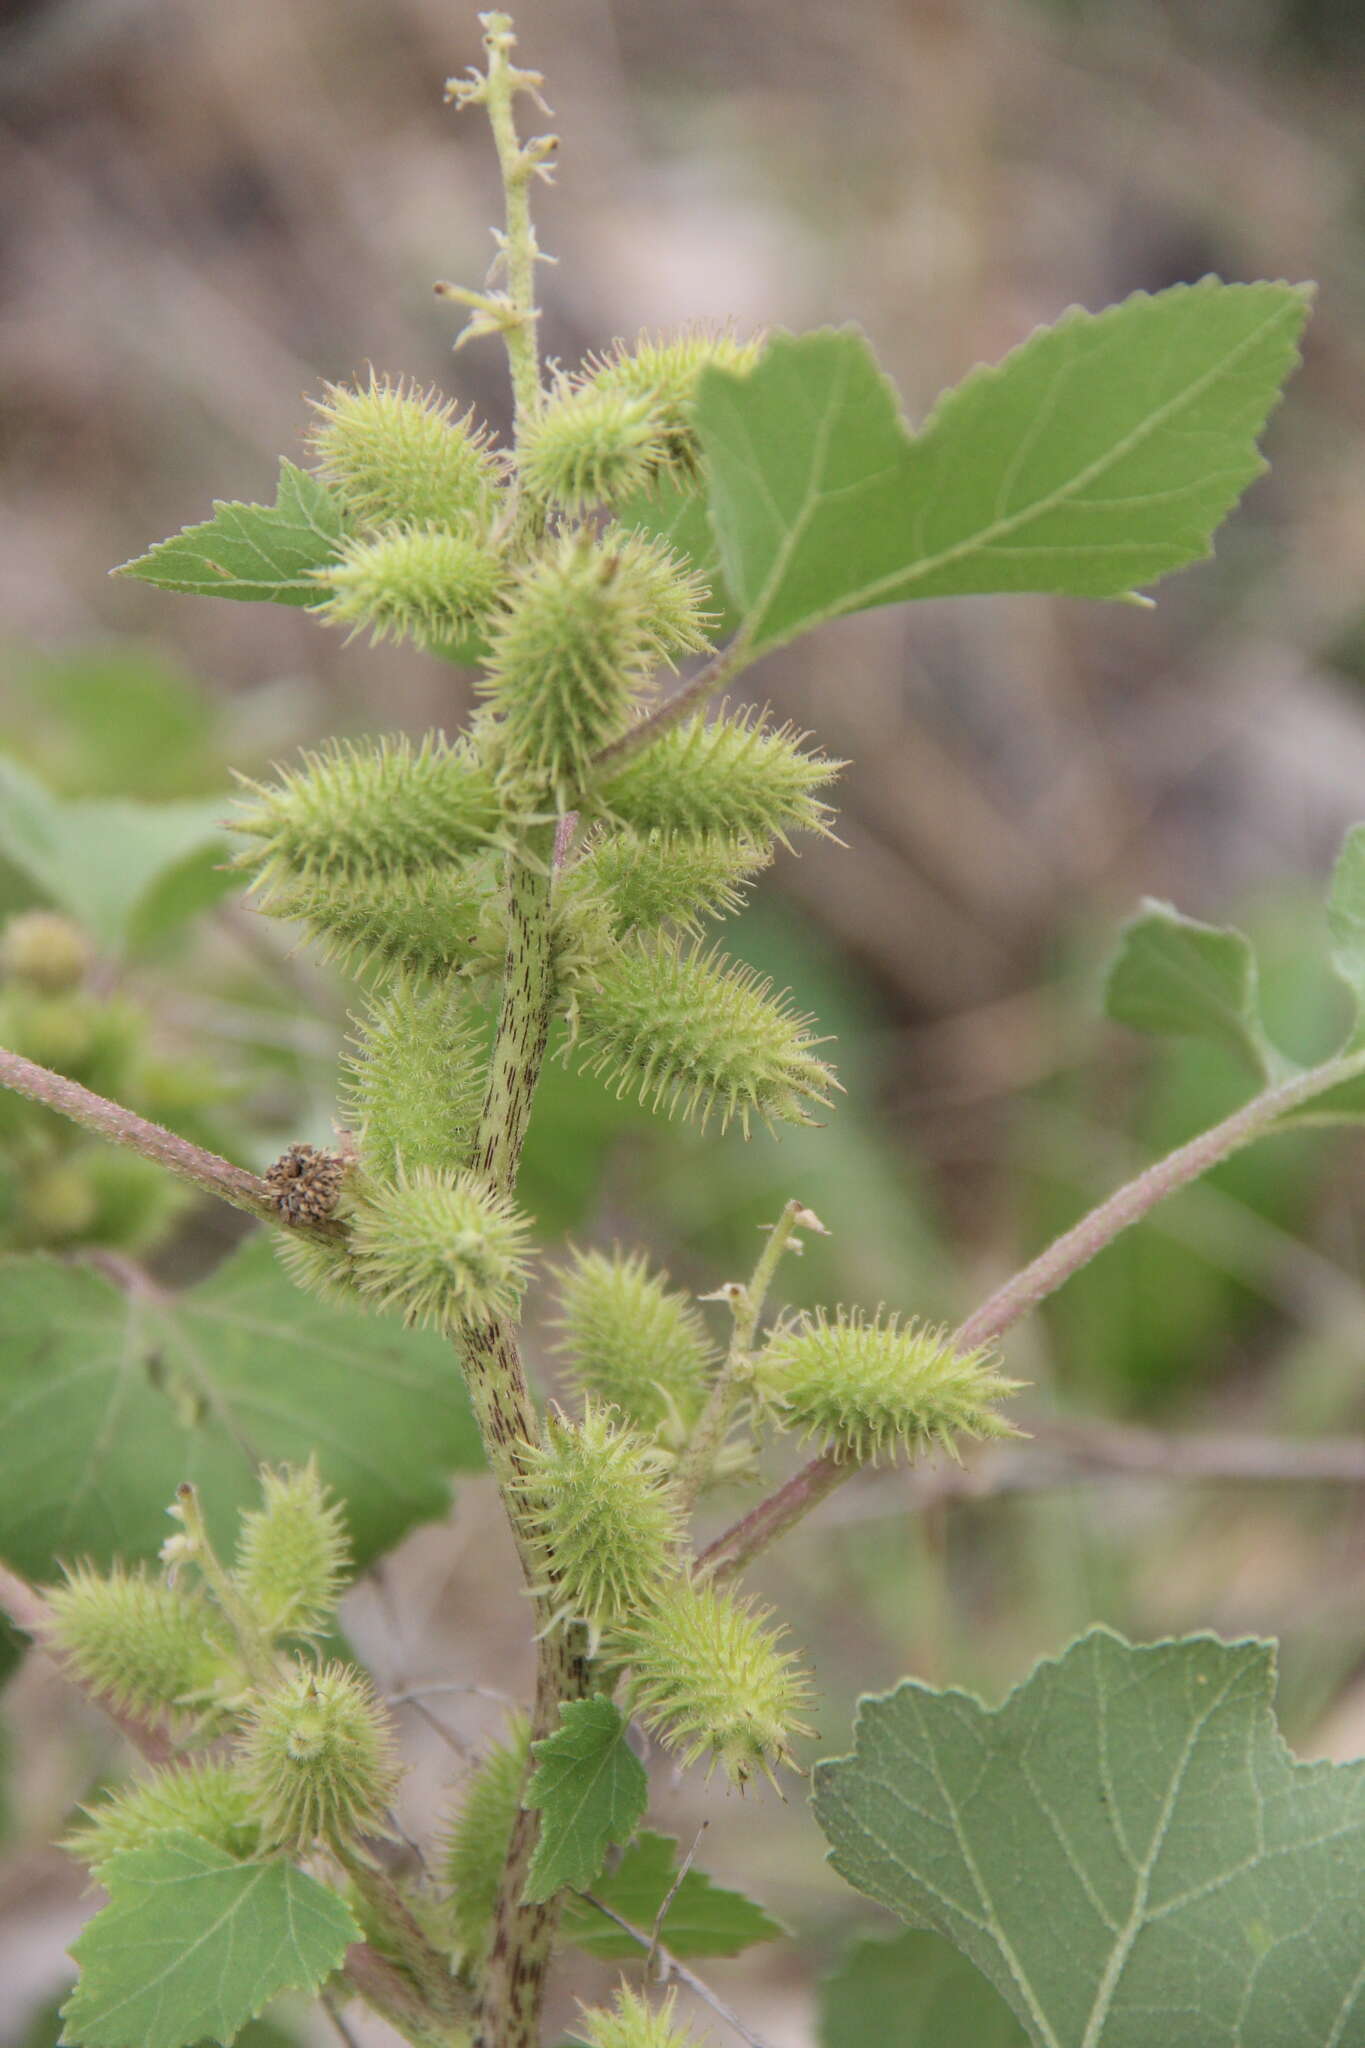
[572,1985,695,2048]
[571,936,836,1133]
[344,978,489,1176]
[231,1460,352,1642]
[46,1565,234,1726]
[757,1310,1022,1465]
[617,1579,813,1788]
[551,1248,716,1445]
[442,1713,531,1965]
[517,1402,684,1646]
[239,1658,400,1853]
[64,1760,261,1874]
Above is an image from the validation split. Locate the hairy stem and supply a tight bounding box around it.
[0,1045,344,1240]
[589,633,754,784]
[697,1042,1365,1582]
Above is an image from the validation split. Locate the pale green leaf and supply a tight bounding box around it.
[61,1832,356,2048]
[699,282,1310,655]
[1103,897,1274,1079]
[813,1628,1365,2048]
[0,1235,484,1582]
[561,1829,784,1959]
[523,1697,647,1903]
[819,1930,1027,2047]
[0,759,234,953]
[114,462,346,607]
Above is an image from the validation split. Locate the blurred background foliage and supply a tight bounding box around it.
[4,0,1365,2040]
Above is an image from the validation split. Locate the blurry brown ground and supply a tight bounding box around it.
[5,0,1365,2041]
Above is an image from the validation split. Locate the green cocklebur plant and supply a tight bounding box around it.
[9,9,1365,2046]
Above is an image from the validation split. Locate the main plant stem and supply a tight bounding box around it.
[456,828,590,2048]
[697,1041,1365,1583]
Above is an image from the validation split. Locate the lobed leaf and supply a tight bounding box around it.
[61,1831,357,2048]
[523,1696,648,1903]
[813,1627,1365,2048]
[114,461,347,607]
[699,283,1311,655]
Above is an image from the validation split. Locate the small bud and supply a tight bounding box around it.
[441,1712,530,1965]
[756,1308,1022,1465]
[232,1461,351,1642]
[311,523,506,651]
[308,372,504,532]
[343,977,488,1180]
[572,935,837,1136]
[597,704,842,847]
[479,533,678,805]
[229,734,501,894]
[0,911,91,994]
[520,385,662,512]
[19,1160,98,1243]
[573,1985,695,2048]
[264,1143,348,1226]
[46,1564,232,1725]
[63,1760,259,1875]
[579,329,764,488]
[349,1165,533,1332]
[617,1579,812,1787]
[517,1402,683,1646]
[550,1248,715,1445]
[239,1658,400,1854]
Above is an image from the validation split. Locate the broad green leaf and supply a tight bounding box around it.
[62,1832,356,2048]
[1103,898,1274,1079]
[0,1235,484,1582]
[699,282,1310,656]
[523,1697,647,1903]
[0,759,234,953]
[114,462,346,607]
[813,1628,1365,2048]
[820,1930,1027,2048]
[1326,825,1365,1033]
[561,1830,783,1959]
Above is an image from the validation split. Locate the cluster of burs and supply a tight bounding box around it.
[45,341,1017,2047]
[0,909,222,1254]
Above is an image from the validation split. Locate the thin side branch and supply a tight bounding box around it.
[0,1045,344,1241]
[589,633,754,784]
[578,1893,779,2048]
[698,1043,1365,1581]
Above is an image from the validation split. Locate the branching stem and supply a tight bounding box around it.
[697,1043,1365,1582]
[0,1044,343,1240]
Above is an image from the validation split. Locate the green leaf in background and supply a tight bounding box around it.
[699,281,1310,655]
[1102,897,1275,1079]
[1325,824,1365,1033]
[0,758,235,953]
[0,1234,485,1583]
[561,1829,784,1959]
[523,1697,647,1903]
[61,1832,356,2048]
[23,1995,298,2048]
[819,1930,1027,2047]
[114,461,346,607]
[813,1628,1365,2048]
